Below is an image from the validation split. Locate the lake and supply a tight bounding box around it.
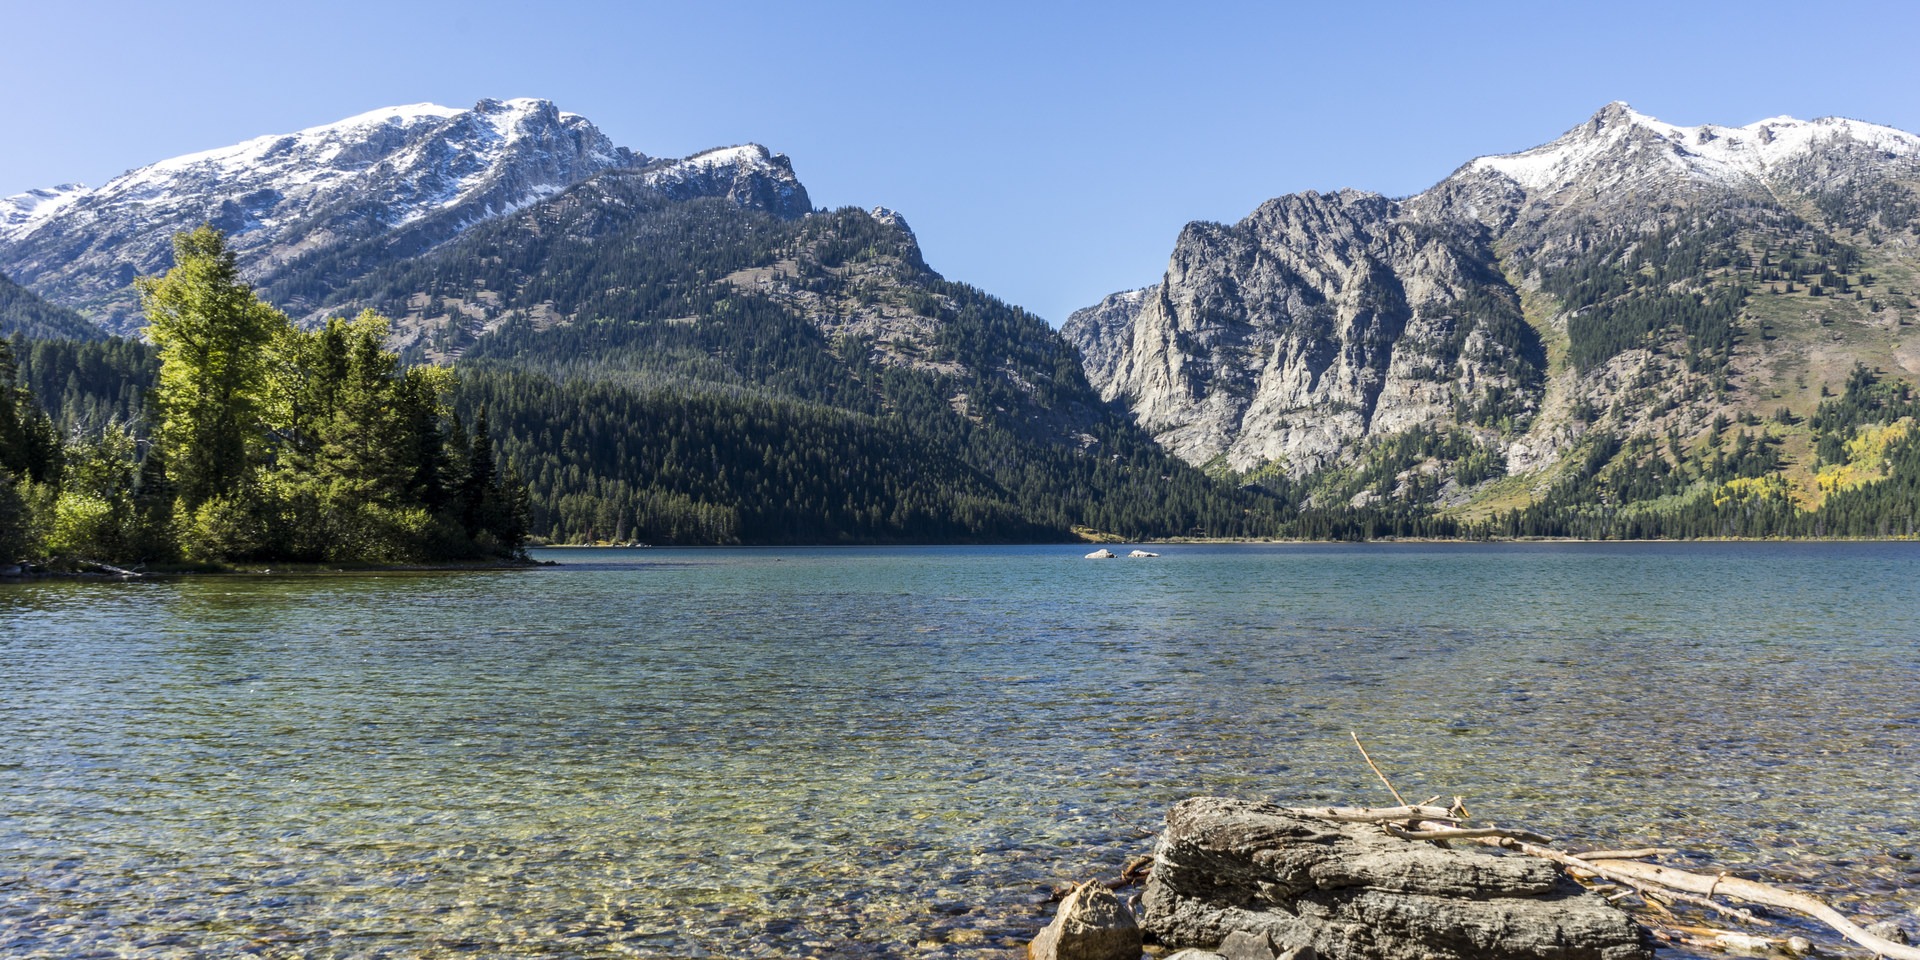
[3,542,1917,957]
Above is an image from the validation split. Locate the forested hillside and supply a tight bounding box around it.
[14,102,1920,549]
[1,272,104,341]
[7,199,1288,549]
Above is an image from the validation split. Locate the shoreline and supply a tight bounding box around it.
[526,534,1920,548]
[10,537,1915,583]
[0,557,548,582]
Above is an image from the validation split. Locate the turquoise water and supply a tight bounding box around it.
[2,543,1917,957]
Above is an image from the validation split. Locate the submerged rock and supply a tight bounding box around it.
[1028,880,1141,960]
[1141,797,1648,960]
[1867,921,1911,945]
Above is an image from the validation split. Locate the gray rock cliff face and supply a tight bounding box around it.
[1066,190,1534,474]
[1066,103,1920,481]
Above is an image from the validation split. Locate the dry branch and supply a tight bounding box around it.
[1394,819,1771,927]
[1564,847,1676,861]
[1384,823,1556,844]
[1583,858,1920,960]
[1292,737,1920,959]
[1350,731,1408,807]
[1280,803,1457,823]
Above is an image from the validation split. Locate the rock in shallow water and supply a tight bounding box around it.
[1028,880,1141,960]
[1867,920,1911,945]
[1141,797,1649,960]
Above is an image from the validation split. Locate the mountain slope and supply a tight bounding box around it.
[0,271,105,341]
[335,179,1284,541]
[1067,104,1920,525]
[2,98,692,333]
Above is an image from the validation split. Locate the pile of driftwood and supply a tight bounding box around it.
[1329,735,1917,959]
[1258,798,1914,958]
[1030,736,1916,960]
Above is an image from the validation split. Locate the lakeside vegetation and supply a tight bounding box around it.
[1,228,526,568]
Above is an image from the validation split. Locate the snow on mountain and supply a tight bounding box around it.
[0,97,660,332]
[1072,102,1920,480]
[1464,102,1920,197]
[0,98,829,335]
[59,97,635,242]
[635,143,810,219]
[0,183,88,241]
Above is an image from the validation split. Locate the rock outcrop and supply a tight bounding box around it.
[1140,797,1649,960]
[1065,103,1920,488]
[1027,881,1142,960]
[1066,190,1533,475]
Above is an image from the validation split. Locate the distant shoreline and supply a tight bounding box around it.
[524,535,1920,548]
[1,558,548,582]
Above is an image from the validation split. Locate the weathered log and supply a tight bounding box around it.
[1383,823,1556,844]
[1564,848,1676,862]
[78,559,145,579]
[1404,822,1770,928]
[1657,924,1815,956]
[1277,803,1457,824]
[1580,858,1920,960]
[1408,816,1920,957]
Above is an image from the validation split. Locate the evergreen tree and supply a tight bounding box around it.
[0,339,63,485]
[137,226,289,509]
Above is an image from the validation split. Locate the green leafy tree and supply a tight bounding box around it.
[0,339,62,561]
[46,424,143,560]
[258,312,466,561]
[137,226,290,510]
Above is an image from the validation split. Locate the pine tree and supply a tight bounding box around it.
[137,226,290,509]
[462,406,496,536]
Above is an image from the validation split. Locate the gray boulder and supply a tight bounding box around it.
[1141,797,1648,960]
[1029,880,1142,960]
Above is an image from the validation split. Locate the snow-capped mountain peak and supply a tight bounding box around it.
[1465,102,1920,196]
[636,143,811,219]
[0,98,654,331]
[0,99,822,334]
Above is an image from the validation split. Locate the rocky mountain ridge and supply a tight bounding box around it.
[0,99,809,334]
[1067,103,1920,518]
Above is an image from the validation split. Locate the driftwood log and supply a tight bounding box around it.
[1345,733,1919,958]
[1390,817,1920,959]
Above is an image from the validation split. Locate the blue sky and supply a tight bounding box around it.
[7,0,1919,324]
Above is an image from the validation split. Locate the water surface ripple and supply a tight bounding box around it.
[3,543,1917,957]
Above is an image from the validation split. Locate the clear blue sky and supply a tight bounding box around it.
[7,0,1919,325]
